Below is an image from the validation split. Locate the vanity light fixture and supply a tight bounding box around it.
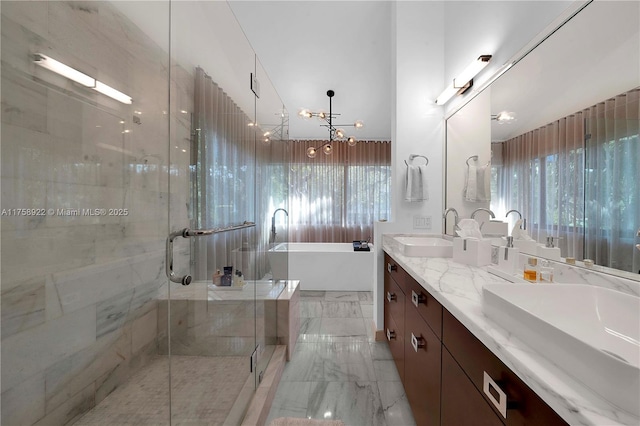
[435,55,492,105]
[34,53,132,104]
[34,53,95,87]
[299,90,363,158]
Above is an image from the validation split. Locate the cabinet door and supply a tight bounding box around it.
[441,348,503,426]
[384,308,405,383]
[404,302,441,426]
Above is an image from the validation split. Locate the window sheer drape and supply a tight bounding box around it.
[288,140,391,243]
[493,88,639,272]
[192,67,277,280]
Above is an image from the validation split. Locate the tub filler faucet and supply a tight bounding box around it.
[270,208,289,243]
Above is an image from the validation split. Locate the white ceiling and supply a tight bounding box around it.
[228,1,392,141]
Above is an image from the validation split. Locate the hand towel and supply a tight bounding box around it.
[465,161,491,202]
[405,165,429,202]
[464,162,478,201]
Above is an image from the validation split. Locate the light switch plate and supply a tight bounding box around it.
[413,215,431,229]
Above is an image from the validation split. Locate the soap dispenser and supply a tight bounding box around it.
[536,236,562,261]
[498,236,520,275]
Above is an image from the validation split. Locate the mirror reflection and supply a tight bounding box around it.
[447,1,640,275]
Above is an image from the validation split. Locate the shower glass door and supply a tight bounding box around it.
[166,2,260,423]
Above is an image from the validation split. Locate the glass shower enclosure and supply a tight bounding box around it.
[1,1,288,424]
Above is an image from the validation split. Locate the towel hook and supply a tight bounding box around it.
[405,154,429,167]
[466,155,479,166]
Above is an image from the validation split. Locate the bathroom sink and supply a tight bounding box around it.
[483,283,640,416]
[394,236,453,258]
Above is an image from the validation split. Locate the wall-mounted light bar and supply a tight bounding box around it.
[34,53,132,104]
[94,81,132,105]
[436,55,492,105]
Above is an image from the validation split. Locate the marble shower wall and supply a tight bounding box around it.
[1,2,190,424]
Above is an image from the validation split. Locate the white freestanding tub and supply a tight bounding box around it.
[267,243,374,291]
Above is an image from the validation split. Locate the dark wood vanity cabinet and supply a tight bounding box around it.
[384,253,442,425]
[442,310,567,426]
[404,298,441,426]
[383,251,568,426]
[441,347,503,426]
[384,254,406,383]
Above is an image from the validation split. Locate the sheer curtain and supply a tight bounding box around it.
[494,88,639,272]
[288,140,391,243]
[192,67,273,280]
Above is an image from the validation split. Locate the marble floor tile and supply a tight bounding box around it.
[300,300,324,318]
[373,360,402,382]
[378,381,416,426]
[299,317,322,336]
[306,381,386,426]
[323,291,360,302]
[269,291,414,425]
[358,291,374,304]
[321,301,362,318]
[369,341,394,361]
[360,303,373,319]
[318,318,366,337]
[265,381,311,424]
[299,291,325,298]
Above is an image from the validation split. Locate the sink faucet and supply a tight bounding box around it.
[506,209,526,230]
[270,208,289,243]
[471,208,495,220]
[442,207,459,236]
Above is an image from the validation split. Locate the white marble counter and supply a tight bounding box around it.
[382,234,639,426]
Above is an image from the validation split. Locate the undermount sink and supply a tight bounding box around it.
[394,236,453,258]
[483,283,640,416]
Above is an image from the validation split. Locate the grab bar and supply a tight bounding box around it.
[165,221,256,285]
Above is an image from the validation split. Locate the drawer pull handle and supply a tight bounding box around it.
[386,291,396,302]
[411,290,426,307]
[386,328,396,341]
[387,263,397,273]
[410,332,425,352]
[483,371,508,418]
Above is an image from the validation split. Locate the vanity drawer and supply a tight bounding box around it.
[384,309,405,383]
[442,310,567,425]
[384,253,413,294]
[406,278,442,339]
[384,277,405,333]
[404,301,441,426]
[441,347,503,426]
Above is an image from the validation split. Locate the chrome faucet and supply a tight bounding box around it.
[443,207,459,236]
[270,208,289,243]
[506,209,526,230]
[470,208,495,220]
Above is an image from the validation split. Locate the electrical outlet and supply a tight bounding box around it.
[413,215,432,230]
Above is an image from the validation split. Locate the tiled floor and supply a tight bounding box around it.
[74,355,250,425]
[266,291,416,426]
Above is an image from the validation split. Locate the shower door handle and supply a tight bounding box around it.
[165,222,256,285]
[166,228,194,285]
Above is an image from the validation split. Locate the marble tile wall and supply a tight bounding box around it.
[1,1,190,424]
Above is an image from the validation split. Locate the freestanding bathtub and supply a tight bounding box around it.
[267,242,374,291]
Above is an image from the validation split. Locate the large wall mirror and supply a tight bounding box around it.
[445,0,639,276]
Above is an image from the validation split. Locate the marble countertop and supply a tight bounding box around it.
[382,234,638,426]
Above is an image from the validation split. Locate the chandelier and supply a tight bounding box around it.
[298,90,364,158]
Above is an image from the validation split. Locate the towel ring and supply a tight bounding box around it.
[405,154,429,167]
[466,155,479,166]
